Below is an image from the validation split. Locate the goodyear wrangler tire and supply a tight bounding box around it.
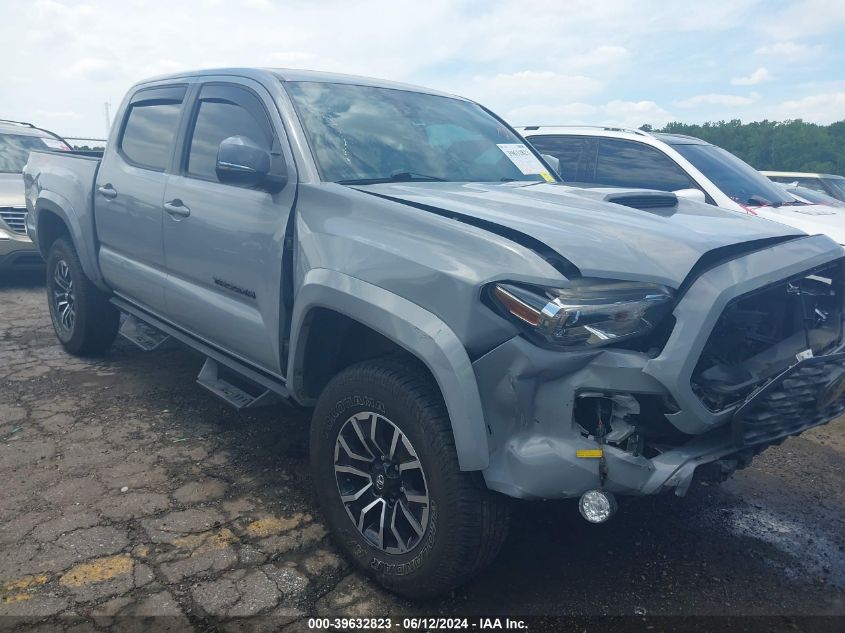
[46,237,120,356]
[310,357,510,598]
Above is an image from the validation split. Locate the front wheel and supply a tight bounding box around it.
[46,237,120,356]
[310,357,510,598]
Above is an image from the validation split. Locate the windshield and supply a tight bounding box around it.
[788,186,845,208]
[285,81,553,184]
[824,178,845,200]
[671,142,794,206]
[0,133,67,173]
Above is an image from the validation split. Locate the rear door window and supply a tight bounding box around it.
[596,138,695,191]
[524,135,596,182]
[119,88,185,171]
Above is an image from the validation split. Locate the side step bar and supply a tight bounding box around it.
[196,358,281,409]
[119,314,170,350]
[110,297,292,406]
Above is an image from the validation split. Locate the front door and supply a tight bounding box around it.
[162,79,296,374]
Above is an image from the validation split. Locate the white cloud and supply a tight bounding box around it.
[506,99,672,129]
[506,102,598,125]
[754,41,822,61]
[562,45,631,70]
[771,92,845,124]
[267,51,316,66]
[33,110,81,119]
[67,57,118,80]
[600,100,673,129]
[731,67,772,86]
[675,93,758,108]
[759,0,845,39]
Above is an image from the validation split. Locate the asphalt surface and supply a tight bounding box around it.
[1,271,844,631]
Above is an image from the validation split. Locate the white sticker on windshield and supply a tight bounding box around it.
[497,143,546,175]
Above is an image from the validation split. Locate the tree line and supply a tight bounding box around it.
[640,119,845,175]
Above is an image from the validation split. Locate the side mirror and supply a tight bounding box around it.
[216,136,286,191]
[541,153,560,175]
[674,188,706,203]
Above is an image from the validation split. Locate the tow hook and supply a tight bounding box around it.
[579,490,618,523]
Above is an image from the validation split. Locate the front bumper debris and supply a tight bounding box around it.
[733,352,845,447]
[475,235,845,500]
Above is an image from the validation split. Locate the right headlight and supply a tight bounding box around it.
[488,279,674,349]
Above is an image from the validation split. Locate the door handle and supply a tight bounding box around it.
[97,184,117,200]
[164,199,191,218]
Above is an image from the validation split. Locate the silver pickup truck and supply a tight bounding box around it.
[22,68,845,598]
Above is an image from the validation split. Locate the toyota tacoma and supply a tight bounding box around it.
[22,68,845,597]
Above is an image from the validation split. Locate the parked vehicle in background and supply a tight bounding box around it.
[22,69,845,597]
[518,126,845,244]
[763,171,845,203]
[0,119,72,271]
[775,183,845,209]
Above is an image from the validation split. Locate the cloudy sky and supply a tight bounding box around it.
[2,0,844,138]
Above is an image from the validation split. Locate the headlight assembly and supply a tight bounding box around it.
[488,279,674,349]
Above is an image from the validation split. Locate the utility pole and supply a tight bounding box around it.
[103,102,111,137]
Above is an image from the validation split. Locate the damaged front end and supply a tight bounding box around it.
[475,235,845,502]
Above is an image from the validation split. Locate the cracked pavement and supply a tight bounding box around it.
[1,271,844,631]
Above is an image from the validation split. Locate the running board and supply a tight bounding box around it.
[119,314,170,351]
[196,358,281,410]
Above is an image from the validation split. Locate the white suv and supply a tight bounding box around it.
[518,126,845,244]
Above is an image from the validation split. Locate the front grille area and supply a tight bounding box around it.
[692,259,845,411]
[0,207,27,235]
[733,355,845,446]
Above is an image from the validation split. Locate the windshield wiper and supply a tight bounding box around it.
[336,171,447,185]
[388,171,446,182]
[748,194,782,208]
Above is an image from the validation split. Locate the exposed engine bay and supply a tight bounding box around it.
[692,259,845,411]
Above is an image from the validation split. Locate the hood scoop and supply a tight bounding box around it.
[604,191,678,212]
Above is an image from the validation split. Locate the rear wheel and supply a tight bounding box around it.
[310,357,510,598]
[46,237,120,356]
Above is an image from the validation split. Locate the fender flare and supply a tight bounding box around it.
[34,192,104,286]
[287,268,490,471]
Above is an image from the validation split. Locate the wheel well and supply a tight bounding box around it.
[37,210,71,256]
[298,308,424,400]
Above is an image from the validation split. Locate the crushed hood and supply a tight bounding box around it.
[0,173,25,207]
[355,181,807,288]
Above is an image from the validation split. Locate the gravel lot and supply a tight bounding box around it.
[1,271,844,631]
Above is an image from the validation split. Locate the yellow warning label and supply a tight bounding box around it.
[576,448,604,459]
[539,170,555,183]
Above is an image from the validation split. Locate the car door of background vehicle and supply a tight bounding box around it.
[162,79,296,374]
[95,84,187,315]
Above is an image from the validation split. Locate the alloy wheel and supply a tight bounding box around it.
[52,259,76,332]
[333,411,430,554]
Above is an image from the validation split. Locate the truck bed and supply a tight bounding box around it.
[23,149,103,285]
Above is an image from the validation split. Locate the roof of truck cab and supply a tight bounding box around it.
[135,67,464,100]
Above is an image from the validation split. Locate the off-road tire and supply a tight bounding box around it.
[46,237,120,356]
[310,357,510,598]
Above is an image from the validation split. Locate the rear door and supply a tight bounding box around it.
[595,138,701,192]
[161,78,297,373]
[95,84,187,314]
